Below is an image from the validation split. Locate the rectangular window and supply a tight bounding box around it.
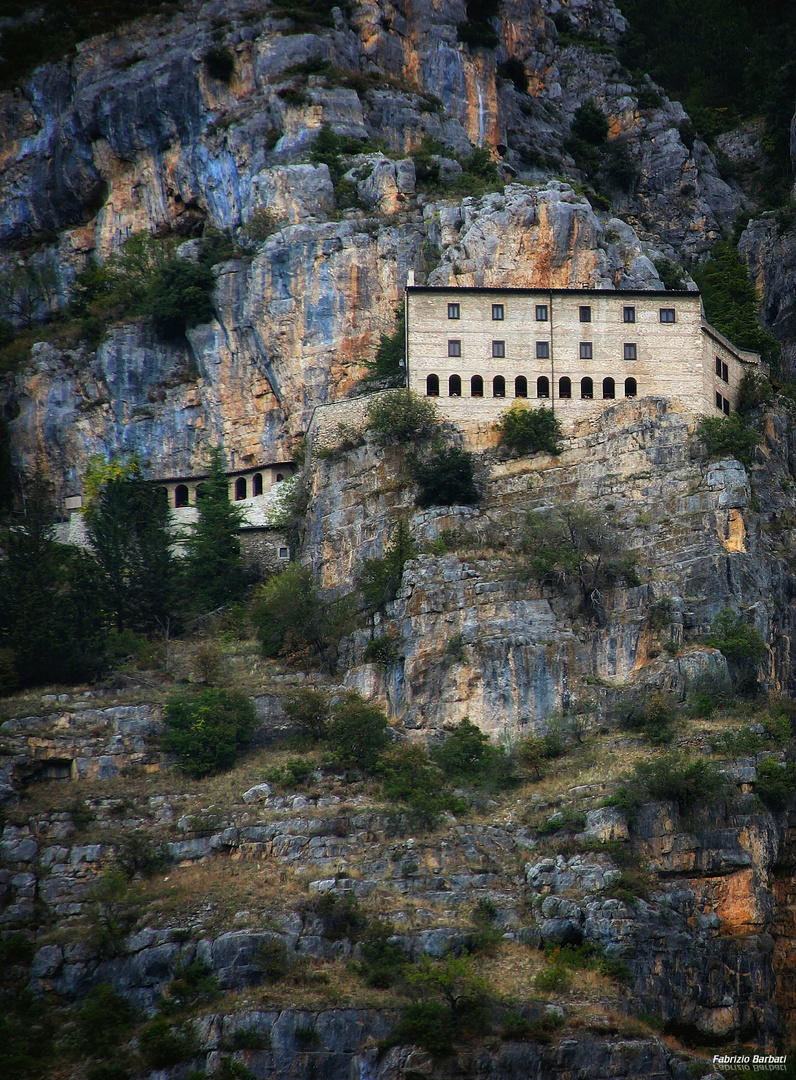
[492,340,505,358]
[278,546,289,559]
[492,303,504,321]
[722,362,729,382]
[447,303,460,320]
[715,356,722,376]
[448,339,461,357]
[579,342,593,360]
[623,342,637,360]
[716,391,724,410]
[536,341,550,359]
[723,397,730,415]
[660,308,676,323]
[579,305,592,323]
[535,304,548,321]
[623,306,636,323]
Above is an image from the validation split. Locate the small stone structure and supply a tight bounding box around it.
[306,390,396,451]
[407,285,760,429]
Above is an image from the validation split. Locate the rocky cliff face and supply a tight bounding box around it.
[0,0,744,488]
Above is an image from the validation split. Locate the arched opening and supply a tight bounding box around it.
[275,473,284,483]
[625,377,637,398]
[449,373,461,397]
[426,373,440,396]
[235,477,247,501]
[559,376,572,399]
[514,376,527,398]
[536,376,550,399]
[471,375,483,397]
[175,484,189,508]
[253,473,263,497]
[603,377,615,399]
[493,375,506,398]
[581,377,593,399]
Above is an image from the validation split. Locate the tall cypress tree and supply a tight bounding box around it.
[85,472,175,633]
[184,448,245,611]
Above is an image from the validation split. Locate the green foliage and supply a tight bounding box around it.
[692,240,780,359]
[516,729,565,779]
[535,809,587,836]
[163,687,258,777]
[522,505,639,623]
[380,744,466,830]
[413,447,479,508]
[534,965,571,993]
[86,871,143,957]
[698,413,759,468]
[84,466,176,634]
[282,688,329,742]
[252,564,351,666]
[706,609,767,694]
[392,955,492,1055]
[359,520,416,614]
[139,1018,198,1070]
[160,958,220,1012]
[735,370,775,417]
[308,892,367,941]
[497,403,563,455]
[75,984,137,1058]
[367,307,406,382]
[363,634,402,666]
[609,754,723,816]
[255,939,291,983]
[0,415,12,514]
[270,0,341,29]
[0,468,107,688]
[653,257,687,290]
[0,932,34,967]
[356,920,409,988]
[366,390,439,444]
[115,832,170,879]
[184,449,245,612]
[147,259,215,340]
[457,0,501,50]
[326,692,391,773]
[0,988,56,1080]
[618,693,676,745]
[204,46,234,82]
[571,101,609,146]
[497,57,528,92]
[265,756,316,789]
[754,757,796,811]
[432,718,515,790]
[309,123,367,183]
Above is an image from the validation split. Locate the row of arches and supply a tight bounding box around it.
[173,471,286,508]
[425,374,637,401]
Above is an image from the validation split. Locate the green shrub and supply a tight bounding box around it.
[609,754,723,816]
[571,100,609,145]
[497,57,528,92]
[204,46,234,82]
[396,955,493,1054]
[255,938,291,983]
[359,521,415,614]
[139,1019,198,1069]
[309,893,367,941]
[115,832,170,880]
[618,694,676,745]
[735,370,774,416]
[160,958,219,1012]
[282,688,329,742]
[363,634,402,666]
[705,609,767,693]
[0,932,35,967]
[534,966,570,993]
[413,447,479,508]
[75,985,137,1058]
[366,307,406,382]
[163,688,258,777]
[356,920,409,988]
[754,757,796,811]
[535,809,587,836]
[366,390,438,444]
[86,871,144,957]
[147,260,215,340]
[497,403,563,455]
[309,123,367,182]
[86,1065,130,1080]
[0,989,55,1080]
[252,564,352,666]
[266,757,316,789]
[326,692,391,774]
[432,718,515,789]
[380,744,465,830]
[698,413,759,467]
[653,257,687,291]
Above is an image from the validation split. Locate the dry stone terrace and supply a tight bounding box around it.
[406,286,761,431]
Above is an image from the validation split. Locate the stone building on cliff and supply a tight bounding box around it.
[406,286,761,428]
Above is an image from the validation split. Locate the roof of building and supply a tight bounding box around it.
[406,285,698,299]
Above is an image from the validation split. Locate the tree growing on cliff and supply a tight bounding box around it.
[496,403,563,455]
[163,687,257,777]
[706,609,767,695]
[84,457,176,634]
[367,390,438,444]
[359,520,415,615]
[522,504,639,626]
[0,467,106,687]
[183,449,245,612]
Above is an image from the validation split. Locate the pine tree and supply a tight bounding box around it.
[183,448,245,611]
[84,469,175,633]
